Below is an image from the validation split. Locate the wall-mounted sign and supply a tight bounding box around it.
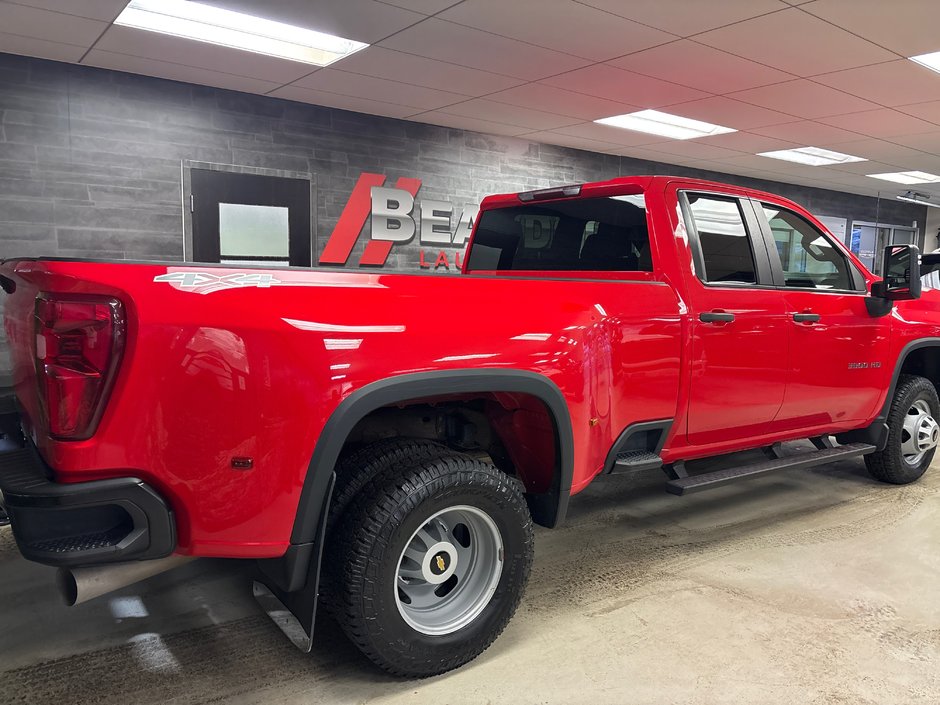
[319,172,479,271]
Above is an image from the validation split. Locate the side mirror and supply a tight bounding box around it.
[872,244,921,301]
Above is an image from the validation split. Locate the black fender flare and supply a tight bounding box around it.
[294,368,574,541]
[837,337,940,449]
[255,369,574,652]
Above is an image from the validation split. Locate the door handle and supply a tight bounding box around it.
[699,311,735,323]
[792,312,821,323]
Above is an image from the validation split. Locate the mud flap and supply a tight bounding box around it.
[253,472,334,652]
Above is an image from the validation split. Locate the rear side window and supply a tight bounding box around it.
[687,195,757,284]
[466,195,652,272]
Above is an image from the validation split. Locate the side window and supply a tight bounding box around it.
[687,195,757,284]
[760,204,857,291]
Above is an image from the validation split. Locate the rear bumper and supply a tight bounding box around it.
[0,412,176,567]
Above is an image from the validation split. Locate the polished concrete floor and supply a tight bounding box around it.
[2,446,939,704]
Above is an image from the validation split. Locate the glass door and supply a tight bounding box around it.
[849,222,918,273]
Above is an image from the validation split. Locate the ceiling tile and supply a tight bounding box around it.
[521,130,624,154]
[268,84,419,118]
[4,0,127,21]
[825,159,903,175]
[293,68,469,110]
[542,64,709,107]
[898,100,940,126]
[664,96,797,129]
[693,131,803,153]
[813,60,940,107]
[409,111,533,136]
[801,0,940,56]
[549,121,670,147]
[630,140,748,161]
[611,40,795,93]
[578,0,786,37]
[324,46,524,95]
[378,0,461,14]
[0,31,86,62]
[488,83,639,121]
[84,49,282,95]
[750,120,865,144]
[93,25,315,84]
[198,0,425,44]
[694,8,896,76]
[818,109,938,138]
[810,137,927,163]
[885,132,940,155]
[811,139,940,171]
[378,17,590,80]
[729,79,879,119]
[438,0,675,61]
[0,2,108,47]
[429,98,581,131]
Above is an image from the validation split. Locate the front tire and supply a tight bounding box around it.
[332,453,534,677]
[866,374,940,484]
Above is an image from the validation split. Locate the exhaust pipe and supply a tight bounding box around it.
[57,555,193,606]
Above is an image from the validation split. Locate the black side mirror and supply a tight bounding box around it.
[872,244,921,301]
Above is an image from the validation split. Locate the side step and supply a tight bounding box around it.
[665,443,876,496]
[613,450,663,473]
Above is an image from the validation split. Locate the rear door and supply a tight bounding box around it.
[751,199,890,428]
[678,189,790,445]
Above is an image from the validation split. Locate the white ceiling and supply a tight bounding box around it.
[5,0,940,198]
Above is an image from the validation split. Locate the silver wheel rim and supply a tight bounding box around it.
[395,505,503,636]
[901,398,939,466]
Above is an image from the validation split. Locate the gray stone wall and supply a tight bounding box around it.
[0,52,927,375]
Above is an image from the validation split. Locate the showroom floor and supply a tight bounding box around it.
[2,446,939,705]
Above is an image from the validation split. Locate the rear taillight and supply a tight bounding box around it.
[34,294,125,440]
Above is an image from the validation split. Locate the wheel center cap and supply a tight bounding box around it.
[430,552,450,575]
[421,541,458,584]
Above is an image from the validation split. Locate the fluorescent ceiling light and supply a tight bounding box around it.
[594,110,736,140]
[868,171,940,185]
[114,0,368,66]
[910,51,940,74]
[757,146,867,166]
[897,191,940,208]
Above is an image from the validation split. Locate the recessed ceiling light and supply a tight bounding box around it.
[594,110,736,140]
[868,171,940,185]
[910,51,940,74]
[757,146,867,166]
[114,0,369,67]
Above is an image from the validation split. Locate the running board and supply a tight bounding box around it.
[665,443,876,496]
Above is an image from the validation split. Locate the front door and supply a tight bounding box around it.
[190,169,312,267]
[754,200,890,429]
[679,190,790,446]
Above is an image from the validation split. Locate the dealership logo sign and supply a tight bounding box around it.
[318,173,478,270]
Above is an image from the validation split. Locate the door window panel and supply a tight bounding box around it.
[687,195,757,284]
[761,204,857,290]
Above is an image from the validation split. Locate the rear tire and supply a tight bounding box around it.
[332,453,533,677]
[321,438,451,613]
[865,374,939,484]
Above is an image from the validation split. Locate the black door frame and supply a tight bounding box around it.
[182,161,316,266]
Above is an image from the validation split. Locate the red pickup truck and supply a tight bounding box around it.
[1,176,938,677]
